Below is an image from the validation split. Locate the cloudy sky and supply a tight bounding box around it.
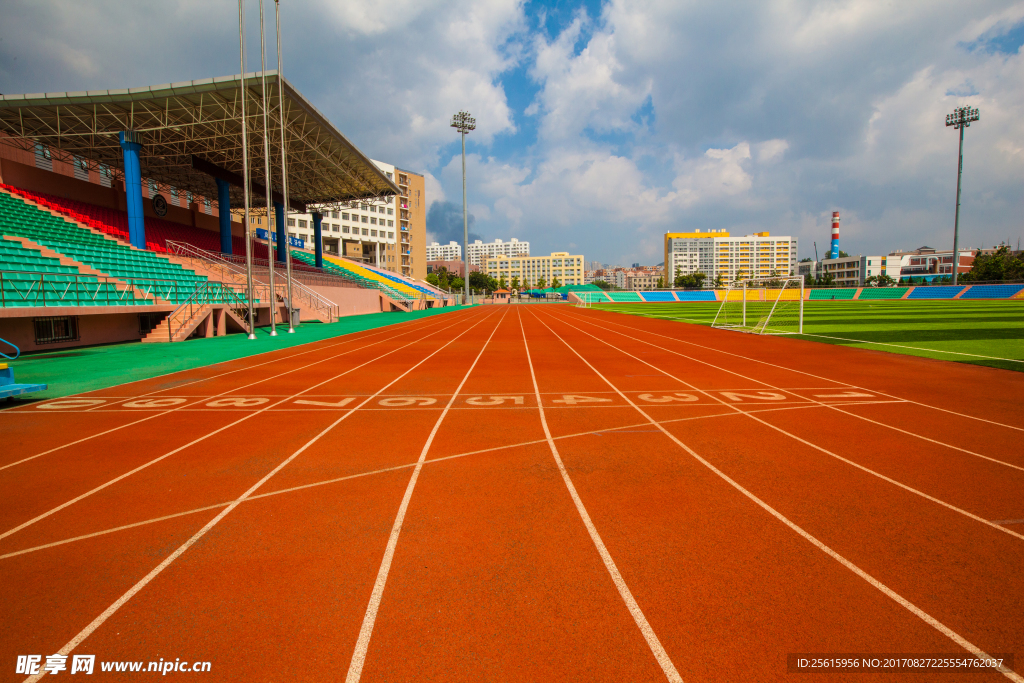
[2,0,1022,265]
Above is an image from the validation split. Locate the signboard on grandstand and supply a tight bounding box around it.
[152,194,168,217]
[255,228,304,249]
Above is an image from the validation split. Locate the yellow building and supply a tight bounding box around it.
[486,251,585,287]
[664,230,797,283]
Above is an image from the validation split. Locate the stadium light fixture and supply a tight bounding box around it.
[238,0,257,339]
[451,111,475,302]
[945,106,979,286]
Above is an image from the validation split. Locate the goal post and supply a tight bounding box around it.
[711,276,804,335]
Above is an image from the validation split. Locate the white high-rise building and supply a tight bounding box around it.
[664,230,797,283]
[467,238,529,266]
[426,241,462,261]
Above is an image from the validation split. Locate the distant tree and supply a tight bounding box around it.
[675,272,707,289]
[713,274,725,288]
[469,271,495,292]
[498,274,508,290]
[962,246,1024,282]
[804,273,815,287]
[592,279,612,290]
[551,277,562,289]
[656,277,665,288]
[536,277,547,289]
[510,276,520,290]
[450,276,465,291]
[765,270,782,289]
[799,257,813,263]
[426,273,440,287]
[814,272,836,287]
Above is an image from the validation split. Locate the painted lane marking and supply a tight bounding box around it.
[20,308,503,683]
[465,395,525,406]
[3,403,907,563]
[555,312,1024,539]
[1,312,473,473]
[294,398,356,408]
[0,313,480,543]
[551,395,613,405]
[580,310,1024,433]
[35,399,106,410]
[534,308,1023,682]
[205,397,270,408]
[638,393,699,403]
[518,310,684,683]
[720,391,787,402]
[346,308,508,683]
[378,396,437,407]
[567,312,1024,473]
[813,392,875,399]
[121,398,188,409]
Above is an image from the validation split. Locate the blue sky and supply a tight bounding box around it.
[2,0,1023,265]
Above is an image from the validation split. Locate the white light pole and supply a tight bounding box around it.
[238,0,256,339]
[259,0,277,336]
[275,0,294,333]
[945,106,979,286]
[450,111,475,304]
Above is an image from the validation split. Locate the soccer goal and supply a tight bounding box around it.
[711,277,804,334]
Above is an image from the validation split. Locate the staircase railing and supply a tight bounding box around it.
[0,336,19,360]
[166,241,339,322]
[166,281,251,342]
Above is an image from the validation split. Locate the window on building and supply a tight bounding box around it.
[387,208,394,215]
[388,232,394,239]
[333,225,340,232]
[387,220,393,227]
[287,218,296,227]
[332,211,339,219]
[362,228,369,236]
[361,216,368,223]
[33,316,79,345]
[361,204,368,211]
[342,226,350,234]
[369,217,377,225]
[298,220,307,228]
[341,213,349,220]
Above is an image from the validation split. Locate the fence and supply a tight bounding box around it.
[0,271,179,308]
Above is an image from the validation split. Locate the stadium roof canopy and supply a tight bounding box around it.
[0,71,399,213]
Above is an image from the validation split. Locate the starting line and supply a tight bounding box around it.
[28,390,898,412]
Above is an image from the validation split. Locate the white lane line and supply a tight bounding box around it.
[800,332,1024,363]
[0,403,890,563]
[5,307,462,414]
[345,307,508,683]
[0,311,466,473]
[581,309,1024,433]
[549,312,1024,543]
[568,312,1024,472]
[530,309,1022,682]
[518,309,684,683]
[0,312,476,542]
[22,308,500,683]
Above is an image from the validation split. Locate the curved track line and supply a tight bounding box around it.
[0,311,476,541]
[529,308,1022,682]
[0,311,465,473]
[567,311,1024,471]
[583,309,1024,432]
[519,309,684,683]
[21,308,500,683]
[546,311,1024,542]
[345,307,508,683]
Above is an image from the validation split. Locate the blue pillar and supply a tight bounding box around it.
[274,201,287,263]
[216,178,232,254]
[312,212,323,268]
[118,131,146,249]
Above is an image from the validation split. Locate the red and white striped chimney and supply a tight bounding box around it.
[829,211,840,259]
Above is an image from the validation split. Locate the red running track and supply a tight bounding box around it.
[1,304,1021,682]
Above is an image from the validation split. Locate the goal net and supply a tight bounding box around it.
[711,277,804,334]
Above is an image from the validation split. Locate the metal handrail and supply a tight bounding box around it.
[165,281,252,342]
[0,336,19,360]
[166,241,339,322]
[0,270,178,308]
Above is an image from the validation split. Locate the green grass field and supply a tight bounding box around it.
[593,299,1024,372]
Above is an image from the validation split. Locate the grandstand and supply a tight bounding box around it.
[0,72,443,351]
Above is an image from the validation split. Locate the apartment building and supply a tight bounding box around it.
[283,161,426,279]
[486,251,585,286]
[467,238,529,266]
[426,240,462,261]
[664,230,797,283]
[807,247,977,286]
